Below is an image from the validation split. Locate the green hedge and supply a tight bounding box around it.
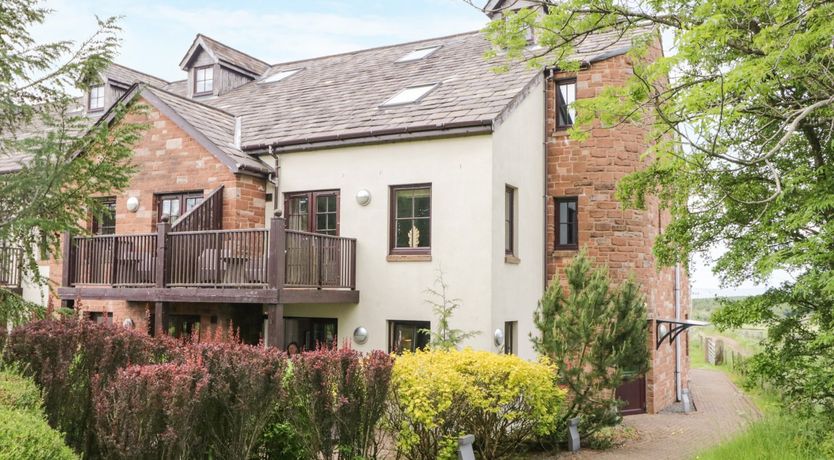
[0,370,77,460]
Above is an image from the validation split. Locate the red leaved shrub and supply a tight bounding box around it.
[287,346,394,459]
[93,362,208,459]
[2,317,177,457]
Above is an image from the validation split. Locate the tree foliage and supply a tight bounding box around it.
[422,269,479,351]
[0,0,143,289]
[478,0,834,431]
[532,251,649,438]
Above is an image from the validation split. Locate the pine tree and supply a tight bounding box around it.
[532,250,649,439]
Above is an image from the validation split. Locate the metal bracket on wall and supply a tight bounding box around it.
[654,318,709,350]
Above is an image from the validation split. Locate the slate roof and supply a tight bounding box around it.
[163,80,188,97]
[103,63,169,88]
[183,34,271,76]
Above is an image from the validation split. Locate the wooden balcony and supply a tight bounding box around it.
[56,217,359,305]
[0,246,23,293]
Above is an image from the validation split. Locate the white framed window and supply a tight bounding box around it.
[381,83,438,106]
[194,65,214,94]
[88,85,105,111]
[260,68,302,84]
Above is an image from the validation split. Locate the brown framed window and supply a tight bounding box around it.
[556,79,576,128]
[285,190,340,235]
[194,65,214,95]
[504,321,517,355]
[92,197,117,235]
[505,186,516,255]
[390,184,431,255]
[555,196,578,249]
[88,311,113,325]
[157,192,203,223]
[284,317,338,351]
[88,85,105,111]
[388,320,430,353]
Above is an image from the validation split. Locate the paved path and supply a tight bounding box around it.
[555,368,762,460]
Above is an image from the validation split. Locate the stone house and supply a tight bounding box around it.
[1,6,691,414]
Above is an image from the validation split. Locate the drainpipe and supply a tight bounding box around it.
[542,69,550,292]
[674,263,682,401]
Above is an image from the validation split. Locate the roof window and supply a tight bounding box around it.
[396,46,441,62]
[260,68,302,84]
[381,83,439,106]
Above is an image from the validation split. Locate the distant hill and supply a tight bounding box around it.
[691,296,747,321]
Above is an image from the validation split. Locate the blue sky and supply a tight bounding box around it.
[33,0,787,298]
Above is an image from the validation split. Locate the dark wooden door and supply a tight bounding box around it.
[616,374,647,415]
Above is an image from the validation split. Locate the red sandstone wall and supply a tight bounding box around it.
[545,47,691,413]
[48,99,268,330]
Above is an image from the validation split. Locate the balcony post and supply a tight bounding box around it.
[60,231,72,288]
[266,212,286,349]
[154,219,171,336]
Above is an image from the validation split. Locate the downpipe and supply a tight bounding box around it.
[674,263,682,402]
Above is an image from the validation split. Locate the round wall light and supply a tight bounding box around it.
[353,326,369,345]
[658,323,668,338]
[355,189,372,206]
[122,318,135,330]
[126,196,140,213]
[493,328,505,348]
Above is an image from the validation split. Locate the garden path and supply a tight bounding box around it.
[552,368,762,460]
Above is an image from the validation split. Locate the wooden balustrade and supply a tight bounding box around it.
[0,246,23,288]
[171,185,224,232]
[285,230,356,290]
[167,229,268,287]
[69,234,157,286]
[65,219,357,291]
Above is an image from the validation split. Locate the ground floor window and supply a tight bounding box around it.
[284,317,337,351]
[167,314,201,339]
[88,311,113,325]
[504,321,517,355]
[388,320,430,353]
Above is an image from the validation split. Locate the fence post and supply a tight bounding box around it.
[154,219,171,336]
[266,213,286,349]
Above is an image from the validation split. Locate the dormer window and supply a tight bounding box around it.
[88,85,105,111]
[194,65,214,95]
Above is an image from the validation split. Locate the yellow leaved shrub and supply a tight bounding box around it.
[388,348,565,460]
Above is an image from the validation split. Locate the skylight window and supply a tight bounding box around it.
[260,68,302,84]
[381,83,439,106]
[396,46,441,62]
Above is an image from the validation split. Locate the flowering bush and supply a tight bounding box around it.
[93,362,209,459]
[388,349,566,460]
[283,346,394,459]
[2,318,176,457]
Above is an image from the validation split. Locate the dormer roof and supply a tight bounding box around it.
[101,63,169,88]
[179,34,270,77]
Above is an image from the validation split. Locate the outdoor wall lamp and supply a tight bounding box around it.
[122,318,135,330]
[355,189,371,206]
[353,326,368,344]
[493,328,505,348]
[126,196,140,212]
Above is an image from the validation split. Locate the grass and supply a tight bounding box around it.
[689,335,831,460]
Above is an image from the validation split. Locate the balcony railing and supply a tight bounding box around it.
[64,218,357,291]
[0,246,23,288]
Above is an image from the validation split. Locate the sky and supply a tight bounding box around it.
[32,0,786,299]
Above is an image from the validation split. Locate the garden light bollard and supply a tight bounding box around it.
[458,434,475,460]
[568,417,581,452]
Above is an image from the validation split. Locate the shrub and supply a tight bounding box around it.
[286,347,394,459]
[388,348,565,460]
[0,367,43,413]
[2,318,177,457]
[0,406,78,460]
[188,341,288,459]
[92,362,209,459]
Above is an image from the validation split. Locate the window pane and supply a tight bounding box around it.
[558,81,576,126]
[395,220,412,247]
[414,192,430,218]
[413,218,430,247]
[396,191,413,218]
[557,198,578,246]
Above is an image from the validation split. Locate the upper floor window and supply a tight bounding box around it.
[390,184,431,255]
[157,192,203,223]
[194,65,214,95]
[92,197,116,235]
[285,190,340,235]
[555,196,578,249]
[505,186,516,256]
[88,85,105,112]
[556,79,576,128]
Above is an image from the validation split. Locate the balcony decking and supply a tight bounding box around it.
[56,217,359,305]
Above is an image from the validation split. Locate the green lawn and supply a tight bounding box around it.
[689,336,829,460]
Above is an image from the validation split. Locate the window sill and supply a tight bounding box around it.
[505,255,521,265]
[387,254,432,262]
[551,247,579,257]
